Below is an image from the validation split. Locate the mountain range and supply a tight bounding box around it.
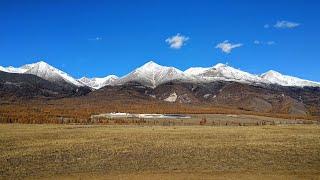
[1,61,319,89]
[1,60,319,116]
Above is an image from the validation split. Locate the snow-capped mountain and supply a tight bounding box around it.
[185,63,320,87]
[115,61,190,88]
[1,60,319,89]
[193,63,267,84]
[78,75,119,89]
[260,70,320,87]
[0,61,83,86]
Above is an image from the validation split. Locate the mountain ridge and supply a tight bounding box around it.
[78,75,119,89]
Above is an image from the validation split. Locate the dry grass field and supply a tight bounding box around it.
[0,124,320,179]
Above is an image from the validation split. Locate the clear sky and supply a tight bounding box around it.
[0,0,320,81]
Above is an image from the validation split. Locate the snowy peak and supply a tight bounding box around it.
[213,63,228,68]
[23,61,83,86]
[261,70,320,87]
[261,70,282,77]
[1,61,83,87]
[135,61,184,74]
[78,75,119,89]
[196,63,265,84]
[116,61,188,87]
[23,61,53,74]
[138,60,174,68]
[138,61,163,70]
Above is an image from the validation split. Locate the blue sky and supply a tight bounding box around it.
[0,0,320,81]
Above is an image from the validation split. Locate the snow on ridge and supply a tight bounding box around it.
[78,75,119,89]
[196,63,267,84]
[0,65,29,73]
[184,67,210,76]
[260,70,320,87]
[0,66,8,72]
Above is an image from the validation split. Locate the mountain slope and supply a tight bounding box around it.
[79,80,320,116]
[0,71,91,100]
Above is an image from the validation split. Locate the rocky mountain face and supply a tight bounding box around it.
[0,71,91,100]
[84,81,320,116]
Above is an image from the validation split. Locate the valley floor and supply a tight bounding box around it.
[0,124,319,179]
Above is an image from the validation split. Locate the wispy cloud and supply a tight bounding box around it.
[266,41,275,45]
[88,37,102,41]
[254,40,275,45]
[165,33,189,49]
[215,40,242,54]
[254,40,261,44]
[264,24,270,28]
[274,20,300,29]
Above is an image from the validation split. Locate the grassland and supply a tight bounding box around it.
[0,124,320,179]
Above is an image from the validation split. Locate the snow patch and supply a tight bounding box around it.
[92,113,190,119]
[164,92,177,102]
[203,94,211,99]
[184,67,210,76]
[149,94,156,98]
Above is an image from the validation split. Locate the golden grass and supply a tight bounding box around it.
[0,124,320,179]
